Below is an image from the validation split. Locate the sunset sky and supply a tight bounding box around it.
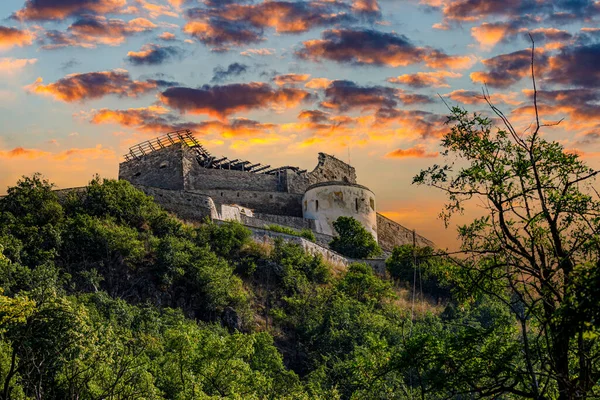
[1,0,600,248]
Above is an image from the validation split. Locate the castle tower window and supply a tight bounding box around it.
[355,198,359,212]
[316,200,319,211]
[369,198,375,211]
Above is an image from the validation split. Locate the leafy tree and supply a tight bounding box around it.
[329,216,382,259]
[414,43,600,399]
[0,174,63,266]
[386,245,451,299]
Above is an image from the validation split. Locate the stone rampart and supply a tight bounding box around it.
[283,153,357,194]
[188,189,303,217]
[241,213,315,230]
[119,144,184,190]
[133,185,219,221]
[246,226,386,275]
[182,146,283,192]
[376,213,435,251]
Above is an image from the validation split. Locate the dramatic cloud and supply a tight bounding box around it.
[0,145,115,161]
[127,43,183,65]
[240,48,275,57]
[546,43,600,88]
[521,88,600,121]
[387,71,461,88]
[304,77,332,89]
[211,62,249,82]
[470,49,548,88]
[385,145,438,158]
[273,73,311,86]
[471,22,572,50]
[25,69,175,102]
[321,80,433,112]
[40,16,157,49]
[445,89,522,105]
[374,108,448,139]
[159,82,312,118]
[184,1,358,47]
[13,0,127,21]
[89,106,278,136]
[427,0,599,25]
[0,58,37,75]
[183,20,262,48]
[297,29,473,69]
[158,32,176,41]
[136,0,178,19]
[0,26,34,49]
[471,21,520,50]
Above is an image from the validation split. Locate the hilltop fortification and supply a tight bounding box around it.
[118,130,433,251]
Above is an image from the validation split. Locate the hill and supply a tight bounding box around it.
[0,175,538,399]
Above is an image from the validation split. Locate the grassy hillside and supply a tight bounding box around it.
[0,175,557,399]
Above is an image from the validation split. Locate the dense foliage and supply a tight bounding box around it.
[0,173,598,399]
[415,102,600,399]
[329,216,382,259]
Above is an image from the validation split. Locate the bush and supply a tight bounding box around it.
[265,225,316,242]
[329,217,382,259]
[386,245,451,299]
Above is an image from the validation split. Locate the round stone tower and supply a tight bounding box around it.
[302,182,377,240]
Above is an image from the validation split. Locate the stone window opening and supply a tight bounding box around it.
[369,198,375,211]
[237,192,240,197]
[355,198,359,212]
[316,200,319,211]
[133,172,141,177]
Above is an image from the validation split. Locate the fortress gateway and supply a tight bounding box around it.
[119,130,433,251]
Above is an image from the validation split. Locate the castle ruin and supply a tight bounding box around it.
[118,130,434,251]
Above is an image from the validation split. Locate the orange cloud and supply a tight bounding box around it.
[305,78,332,89]
[14,0,127,21]
[0,58,37,75]
[388,71,461,88]
[25,70,172,103]
[470,49,547,88]
[446,89,522,106]
[385,145,438,158]
[41,16,157,49]
[159,31,176,41]
[90,106,278,138]
[136,0,178,18]
[159,82,312,119]
[240,48,275,57]
[0,145,115,161]
[471,22,513,50]
[273,73,311,86]
[352,0,380,14]
[0,26,34,50]
[297,29,474,69]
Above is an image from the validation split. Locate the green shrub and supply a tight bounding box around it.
[329,217,382,259]
[265,225,316,242]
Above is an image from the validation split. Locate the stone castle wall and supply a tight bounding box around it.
[188,189,303,217]
[117,142,435,251]
[376,213,435,250]
[182,146,283,192]
[283,153,357,194]
[119,144,185,190]
[133,185,219,221]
